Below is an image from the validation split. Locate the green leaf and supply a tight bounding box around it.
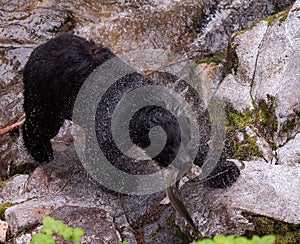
[53,220,65,233]
[41,216,57,235]
[72,228,85,242]
[234,236,252,244]
[71,235,83,243]
[195,235,276,244]
[36,216,85,244]
[30,233,55,244]
[214,235,235,243]
[60,226,74,240]
[74,227,85,236]
[251,235,260,244]
[195,238,215,244]
[261,235,276,244]
[252,235,276,244]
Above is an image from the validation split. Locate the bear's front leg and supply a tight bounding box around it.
[22,105,65,162]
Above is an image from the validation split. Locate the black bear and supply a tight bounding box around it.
[22,33,240,188]
[23,34,115,162]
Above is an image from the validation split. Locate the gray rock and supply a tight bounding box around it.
[175,0,300,237]
[216,20,269,111]
[51,206,120,244]
[1,0,299,242]
[251,1,300,145]
[0,144,188,243]
[0,145,128,243]
[5,197,67,235]
[0,220,8,243]
[216,0,300,162]
[190,0,295,55]
[216,73,254,111]
[178,160,300,237]
[276,133,300,166]
[14,233,33,244]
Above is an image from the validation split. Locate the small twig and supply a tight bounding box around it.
[51,139,73,145]
[197,169,229,184]
[0,117,25,137]
[143,55,196,77]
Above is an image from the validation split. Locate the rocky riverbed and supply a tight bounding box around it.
[0,0,299,243]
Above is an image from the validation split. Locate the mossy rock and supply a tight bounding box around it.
[245,214,300,244]
[224,94,278,160]
[263,4,293,26]
[0,180,8,188]
[196,56,223,65]
[281,118,297,133]
[166,214,193,243]
[0,202,15,220]
[9,162,37,177]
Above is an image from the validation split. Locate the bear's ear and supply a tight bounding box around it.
[90,45,115,64]
[90,47,101,60]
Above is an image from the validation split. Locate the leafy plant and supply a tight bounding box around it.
[195,235,276,244]
[30,216,85,244]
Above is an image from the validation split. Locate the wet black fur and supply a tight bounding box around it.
[22,34,114,162]
[22,33,239,188]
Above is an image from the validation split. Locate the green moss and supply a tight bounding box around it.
[225,5,294,75]
[151,232,159,240]
[0,175,15,188]
[195,52,226,66]
[262,4,293,26]
[279,4,293,23]
[293,109,300,118]
[279,12,289,23]
[196,57,222,65]
[0,202,15,220]
[280,109,300,134]
[222,20,266,76]
[167,214,193,243]
[0,180,8,188]
[9,163,36,177]
[223,22,259,77]
[226,109,262,160]
[232,136,261,160]
[234,29,249,36]
[223,39,239,76]
[246,136,261,156]
[233,19,259,38]
[227,109,255,132]
[263,15,277,26]
[245,215,300,244]
[254,95,278,144]
[282,118,297,133]
[225,94,279,160]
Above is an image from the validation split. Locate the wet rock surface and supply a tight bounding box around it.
[0,0,208,183]
[179,159,300,237]
[0,0,300,243]
[179,0,300,240]
[216,0,300,164]
[0,0,297,181]
[190,0,295,55]
[1,145,185,243]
